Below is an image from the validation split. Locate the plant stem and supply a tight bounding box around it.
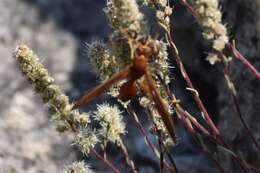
[91,149,122,173]
[166,30,220,136]
[126,105,159,156]
[179,0,198,17]
[165,149,179,173]
[194,134,227,173]
[218,53,260,152]
[118,139,138,173]
[158,134,165,173]
[145,107,179,173]
[227,43,260,79]
[126,105,176,172]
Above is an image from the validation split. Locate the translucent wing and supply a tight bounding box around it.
[144,70,176,143]
[73,65,132,109]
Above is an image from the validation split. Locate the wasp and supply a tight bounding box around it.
[73,31,176,143]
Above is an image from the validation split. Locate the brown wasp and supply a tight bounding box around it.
[73,31,176,143]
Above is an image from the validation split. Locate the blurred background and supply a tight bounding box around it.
[0,0,259,172]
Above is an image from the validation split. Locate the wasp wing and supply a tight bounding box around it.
[73,65,132,109]
[144,70,176,143]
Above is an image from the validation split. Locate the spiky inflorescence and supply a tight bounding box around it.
[75,129,99,154]
[94,103,126,143]
[151,40,170,85]
[87,39,126,100]
[105,0,145,34]
[87,40,117,80]
[14,45,90,132]
[64,161,94,173]
[194,0,229,64]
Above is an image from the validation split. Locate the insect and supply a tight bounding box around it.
[73,31,176,143]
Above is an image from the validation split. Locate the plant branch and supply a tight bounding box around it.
[166,30,220,136]
[91,149,122,173]
[227,43,260,79]
[118,139,138,173]
[126,105,176,172]
[218,53,260,152]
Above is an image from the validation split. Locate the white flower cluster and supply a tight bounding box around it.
[94,103,126,143]
[194,0,229,64]
[64,161,94,173]
[75,129,99,154]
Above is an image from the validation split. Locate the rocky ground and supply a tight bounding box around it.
[0,0,259,173]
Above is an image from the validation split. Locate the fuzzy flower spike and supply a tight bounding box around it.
[194,0,229,64]
[14,44,90,132]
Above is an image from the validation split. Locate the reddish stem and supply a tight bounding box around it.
[91,149,122,173]
[180,0,198,17]
[166,30,252,173]
[206,151,227,173]
[227,43,260,79]
[185,112,210,135]
[175,106,195,133]
[126,105,176,172]
[166,31,220,136]
[218,53,260,152]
